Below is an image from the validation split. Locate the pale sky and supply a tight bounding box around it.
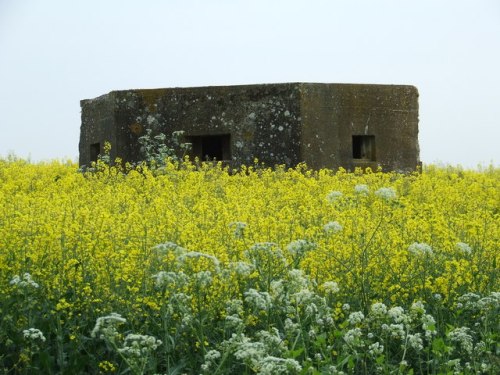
[1,0,499,167]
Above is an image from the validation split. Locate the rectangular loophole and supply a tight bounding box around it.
[188,134,231,161]
[90,142,101,162]
[352,135,376,161]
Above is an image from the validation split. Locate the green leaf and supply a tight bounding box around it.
[314,333,327,346]
[288,347,304,359]
[432,337,452,355]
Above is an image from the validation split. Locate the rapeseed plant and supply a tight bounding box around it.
[0,158,498,373]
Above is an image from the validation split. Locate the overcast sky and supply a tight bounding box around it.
[1,0,499,167]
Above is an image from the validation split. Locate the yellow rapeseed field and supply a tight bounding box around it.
[0,158,498,374]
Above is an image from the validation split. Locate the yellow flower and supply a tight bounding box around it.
[0,158,498,366]
[98,360,117,373]
[56,298,72,311]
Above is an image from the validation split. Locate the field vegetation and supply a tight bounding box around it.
[0,156,498,374]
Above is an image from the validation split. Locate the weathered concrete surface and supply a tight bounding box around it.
[300,83,419,171]
[80,83,420,172]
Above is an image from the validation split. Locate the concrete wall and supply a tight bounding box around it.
[79,93,117,166]
[299,83,419,171]
[109,84,303,167]
[79,83,420,171]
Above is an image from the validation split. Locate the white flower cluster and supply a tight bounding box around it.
[117,334,162,358]
[456,292,481,310]
[292,288,315,306]
[445,358,462,374]
[375,187,397,201]
[91,313,126,340]
[383,323,406,339]
[368,301,437,343]
[370,302,388,317]
[304,302,319,318]
[421,313,437,339]
[23,328,46,342]
[248,242,277,253]
[232,334,266,365]
[408,242,434,257]
[225,314,244,330]
[245,242,287,270]
[326,190,343,203]
[368,341,384,356]
[475,291,500,311]
[410,300,426,315]
[258,356,302,375]
[323,221,343,234]
[229,221,247,239]
[223,332,302,375]
[194,270,213,287]
[179,251,220,267]
[225,299,244,317]
[286,239,316,258]
[231,261,255,277]
[380,321,397,337]
[152,241,186,257]
[343,327,363,347]
[257,328,286,352]
[456,242,473,255]
[287,269,310,291]
[388,306,408,323]
[284,318,300,335]
[348,311,365,325]
[407,333,424,351]
[244,289,273,311]
[10,273,39,289]
[328,365,347,375]
[447,326,474,355]
[151,270,188,288]
[321,281,340,294]
[354,184,370,195]
[270,279,285,302]
[201,349,222,371]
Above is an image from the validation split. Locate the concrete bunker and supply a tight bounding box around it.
[79,83,420,171]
